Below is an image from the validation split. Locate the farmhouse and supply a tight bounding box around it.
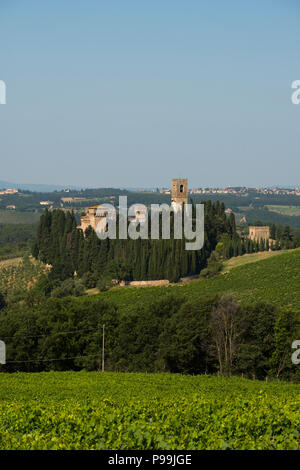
[0,188,18,195]
[61,197,74,203]
[40,201,53,206]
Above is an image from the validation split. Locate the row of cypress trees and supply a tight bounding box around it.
[32,201,236,283]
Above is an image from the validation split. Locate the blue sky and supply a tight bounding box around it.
[0,0,299,188]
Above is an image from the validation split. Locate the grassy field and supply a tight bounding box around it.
[221,248,298,272]
[96,248,300,313]
[0,257,23,267]
[0,210,40,224]
[0,372,299,450]
[265,205,300,217]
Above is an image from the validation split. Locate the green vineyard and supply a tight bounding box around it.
[0,256,48,299]
[0,372,299,450]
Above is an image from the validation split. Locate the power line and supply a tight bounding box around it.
[6,354,100,364]
[1,325,108,367]
[0,326,102,340]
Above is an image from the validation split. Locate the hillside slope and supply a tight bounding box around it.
[99,248,300,312]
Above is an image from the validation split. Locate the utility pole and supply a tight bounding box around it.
[102,324,105,372]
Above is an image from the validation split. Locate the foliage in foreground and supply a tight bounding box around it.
[1,292,299,381]
[0,372,299,450]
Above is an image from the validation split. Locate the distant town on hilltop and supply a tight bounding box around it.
[1,181,300,196]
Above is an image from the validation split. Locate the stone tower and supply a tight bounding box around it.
[171,178,188,206]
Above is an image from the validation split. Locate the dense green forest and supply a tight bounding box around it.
[0,289,299,381]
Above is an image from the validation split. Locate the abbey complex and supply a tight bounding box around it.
[78,178,189,233]
[78,178,270,244]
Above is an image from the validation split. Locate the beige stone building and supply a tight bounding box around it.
[0,189,18,195]
[78,206,108,233]
[40,201,53,206]
[61,197,74,203]
[171,178,188,206]
[248,226,270,242]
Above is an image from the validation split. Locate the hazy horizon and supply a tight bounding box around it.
[1,178,299,192]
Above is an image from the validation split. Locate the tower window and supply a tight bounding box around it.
[180,184,183,193]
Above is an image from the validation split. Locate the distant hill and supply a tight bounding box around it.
[0,180,82,192]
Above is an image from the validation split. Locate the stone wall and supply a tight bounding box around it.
[122,279,170,287]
